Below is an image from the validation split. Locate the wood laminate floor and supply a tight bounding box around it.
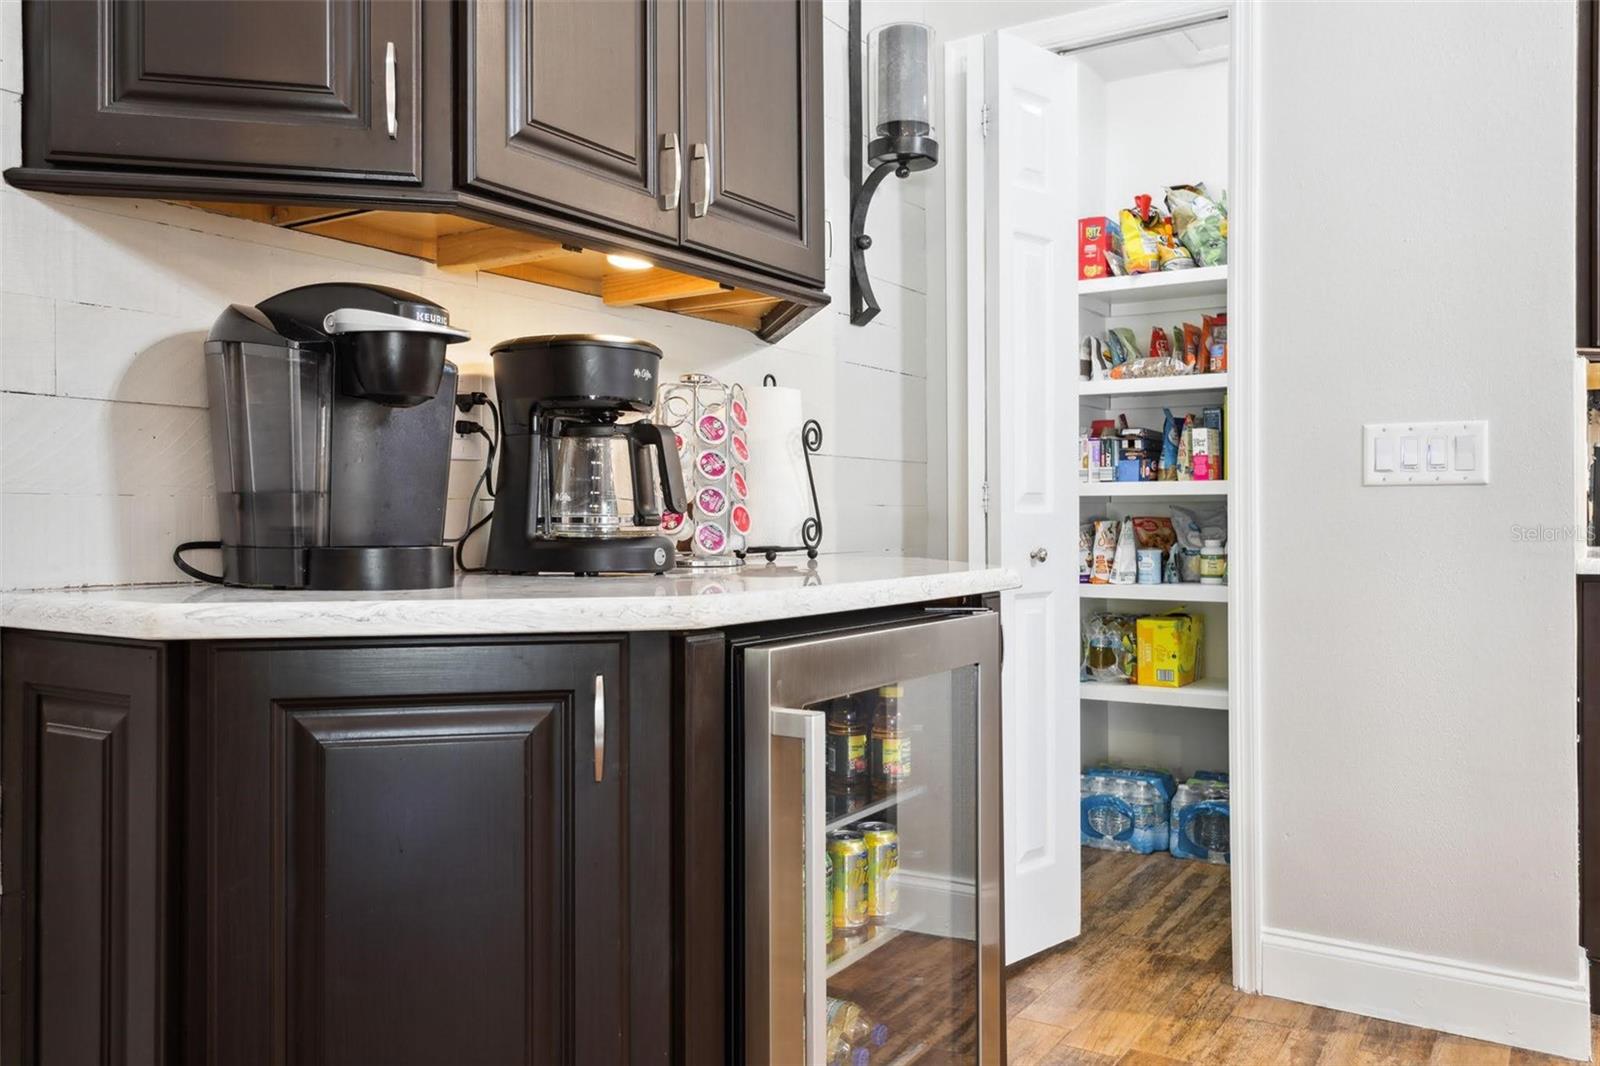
[1006,848,1598,1065]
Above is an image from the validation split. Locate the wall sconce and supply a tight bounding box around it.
[849,3,938,326]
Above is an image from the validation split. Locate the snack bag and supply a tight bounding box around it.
[1117,207,1163,274]
[1131,516,1177,552]
[1149,327,1172,361]
[1202,313,1228,373]
[1090,520,1119,583]
[1165,184,1228,267]
[1183,323,1203,370]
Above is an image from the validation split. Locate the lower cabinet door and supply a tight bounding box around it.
[1,633,174,1066]
[189,637,661,1065]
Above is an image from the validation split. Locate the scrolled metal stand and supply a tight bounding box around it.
[741,409,824,564]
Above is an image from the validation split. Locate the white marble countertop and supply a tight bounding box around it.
[1580,549,1600,576]
[0,555,1019,641]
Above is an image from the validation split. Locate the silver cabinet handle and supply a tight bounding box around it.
[384,42,398,139]
[661,133,681,211]
[1030,547,1049,562]
[690,142,711,218]
[593,674,605,783]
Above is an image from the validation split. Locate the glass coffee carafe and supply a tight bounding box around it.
[545,421,680,538]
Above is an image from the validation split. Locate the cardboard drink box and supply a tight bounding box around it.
[1136,613,1202,688]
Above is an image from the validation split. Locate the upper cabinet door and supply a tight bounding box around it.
[39,0,422,182]
[682,0,825,284]
[466,0,682,241]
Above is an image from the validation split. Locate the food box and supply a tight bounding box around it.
[1078,216,1116,280]
[1136,613,1201,688]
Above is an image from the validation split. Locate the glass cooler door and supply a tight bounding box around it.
[743,610,1002,1065]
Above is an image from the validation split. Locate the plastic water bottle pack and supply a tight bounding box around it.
[1080,766,1175,854]
[1170,772,1230,864]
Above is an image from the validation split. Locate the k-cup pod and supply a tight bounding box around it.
[696,449,728,482]
[696,485,729,518]
[673,430,691,456]
[730,503,751,536]
[660,511,687,535]
[731,433,750,464]
[696,412,729,446]
[730,384,749,429]
[693,520,728,556]
[730,469,749,500]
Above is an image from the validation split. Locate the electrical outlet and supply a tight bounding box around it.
[453,418,488,462]
[1362,421,1488,486]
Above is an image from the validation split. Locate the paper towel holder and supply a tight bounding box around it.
[740,373,824,563]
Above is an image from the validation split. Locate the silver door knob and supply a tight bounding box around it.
[1030,547,1048,562]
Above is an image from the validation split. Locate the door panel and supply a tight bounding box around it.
[983,33,1080,965]
[1,635,172,1065]
[42,0,421,181]
[193,639,630,1066]
[467,0,681,240]
[682,0,825,283]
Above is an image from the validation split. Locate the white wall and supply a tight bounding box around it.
[1256,0,1582,1003]
[0,0,934,590]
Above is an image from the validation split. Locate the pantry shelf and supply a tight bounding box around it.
[1079,677,1229,711]
[1079,583,1228,604]
[1080,481,1228,499]
[1078,265,1228,310]
[1079,372,1228,399]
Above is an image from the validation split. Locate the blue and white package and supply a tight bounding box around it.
[1081,766,1172,854]
[1170,775,1230,864]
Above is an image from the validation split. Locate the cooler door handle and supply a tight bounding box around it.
[593,674,606,783]
[770,707,826,1065]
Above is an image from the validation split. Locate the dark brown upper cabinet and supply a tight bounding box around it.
[466,0,682,241]
[33,0,423,183]
[682,0,826,284]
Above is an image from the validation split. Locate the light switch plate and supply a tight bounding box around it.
[1363,421,1489,485]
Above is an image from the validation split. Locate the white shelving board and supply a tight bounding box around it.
[1079,582,1228,604]
[1079,677,1228,711]
[1079,265,1227,315]
[1079,480,1228,499]
[1080,372,1228,400]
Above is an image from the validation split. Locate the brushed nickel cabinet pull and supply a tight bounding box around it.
[384,42,398,139]
[593,673,605,783]
[691,142,712,218]
[661,133,682,211]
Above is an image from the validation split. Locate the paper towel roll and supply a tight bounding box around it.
[744,384,812,547]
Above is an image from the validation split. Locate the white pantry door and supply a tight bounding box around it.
[984,31,1080,965]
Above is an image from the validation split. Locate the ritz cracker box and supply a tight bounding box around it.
[1136,612,1202,688]
[1079,216,1116,280]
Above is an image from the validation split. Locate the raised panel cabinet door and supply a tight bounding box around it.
[1,633,174,1066]
[466,0,682,240]
[190,639,650,1066]
[37,0,422,181]
[682,0,825,284]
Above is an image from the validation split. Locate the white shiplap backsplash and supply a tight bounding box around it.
[0,1,933,590]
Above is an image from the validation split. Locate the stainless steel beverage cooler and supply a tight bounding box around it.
[738,609,1003,1064]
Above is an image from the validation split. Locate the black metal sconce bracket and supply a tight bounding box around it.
[848,0,937,327]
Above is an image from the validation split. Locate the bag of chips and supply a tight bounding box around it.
[1165,184,1228,267]
[1117,207,1164,274]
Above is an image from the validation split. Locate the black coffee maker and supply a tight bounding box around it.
[185,283,469,590]
[486,335,686,575]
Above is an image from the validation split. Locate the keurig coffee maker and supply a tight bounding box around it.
[179,283,469,590]
[486,334,686,575]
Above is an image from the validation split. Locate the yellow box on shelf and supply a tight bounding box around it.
[1136,612,1202,688]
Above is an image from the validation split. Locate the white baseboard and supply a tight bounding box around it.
[1260,927,1591,1061]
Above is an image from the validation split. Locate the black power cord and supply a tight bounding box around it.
[173,540,225,584]
[450,394,502,572]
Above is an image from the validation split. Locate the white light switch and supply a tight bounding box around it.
[1426,436,1448,470]
[1374,438,1395,471]
[1363,421,1489,485]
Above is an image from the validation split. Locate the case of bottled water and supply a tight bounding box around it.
[1080,766,1175,854]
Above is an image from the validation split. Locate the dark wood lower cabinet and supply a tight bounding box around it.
[1,633,178,1066]
[2,630,673,1065]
